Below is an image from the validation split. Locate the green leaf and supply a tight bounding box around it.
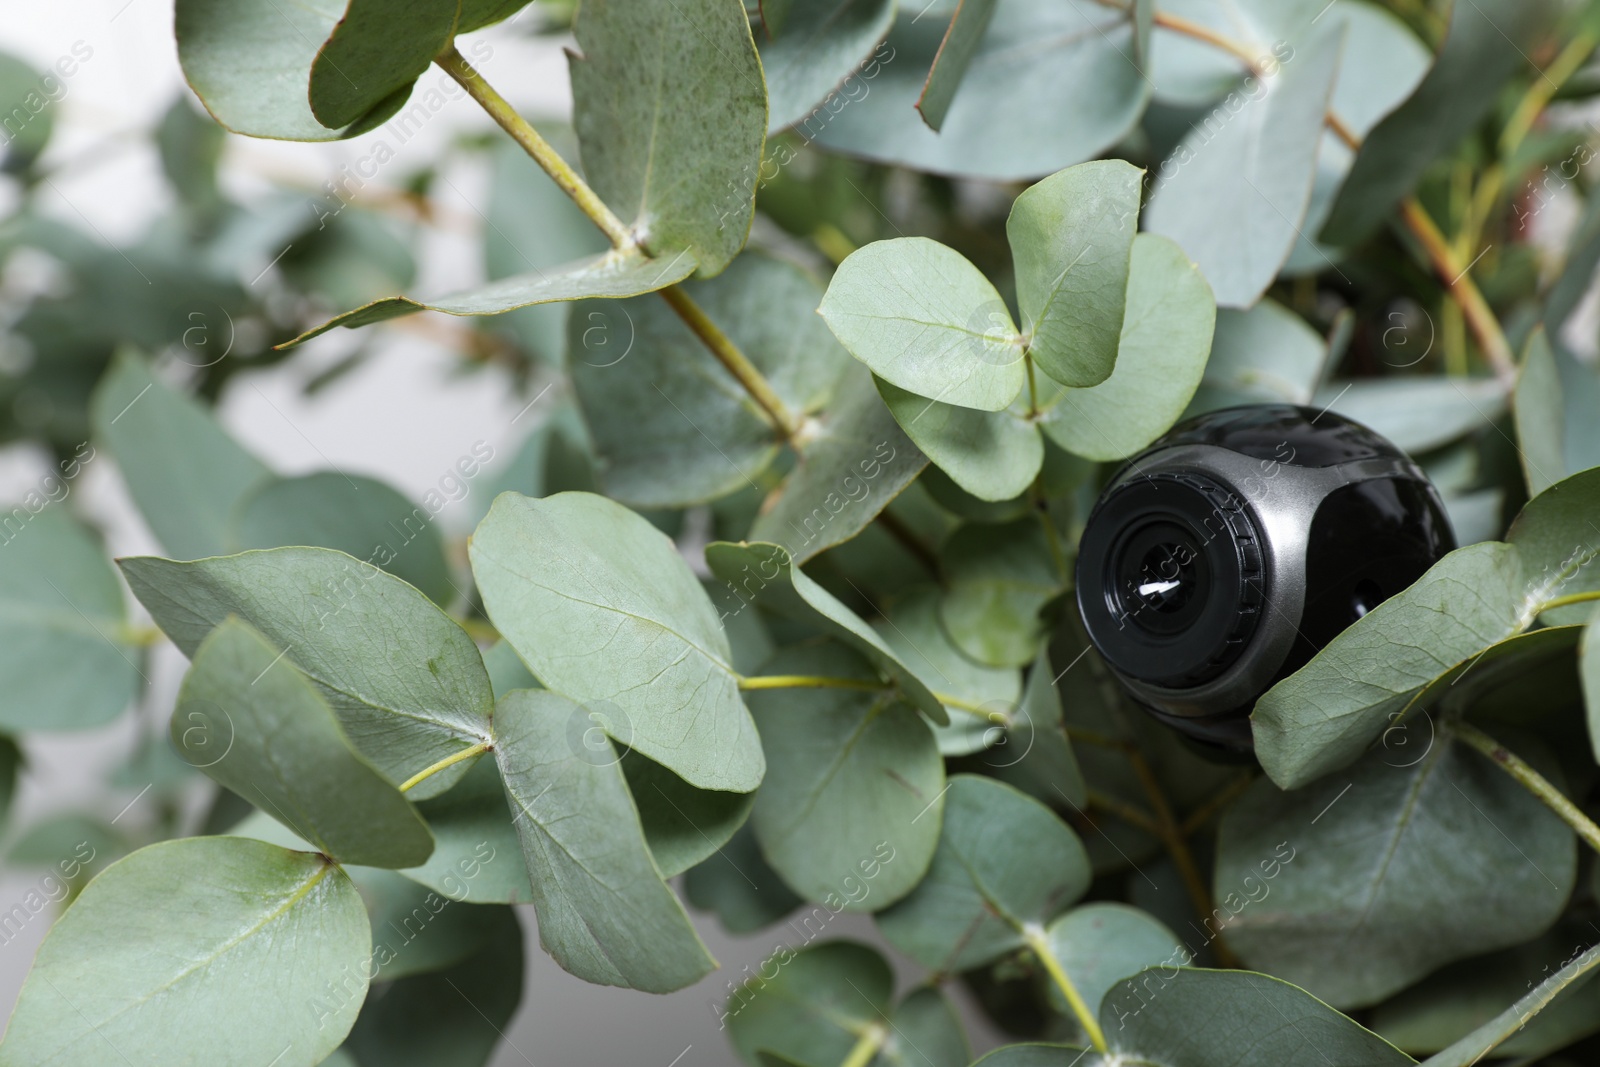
[1041,903,1184,1023]
[1037,233,1215,461]
[989,645,1086,807]
[1216,739,1576,1008]
[121,547,494,801]
[569,0,767,275]
[1283,3,1432,274]
[1583,604,1600,764]
[875,584,1019,751]
[917,0,1000,131]
[483,130,610,365]
[762,0,896,132]
[1146,0,1318,104]
[494,688,716,992]
[706,540,947,724]
[457,0,533,32]
[1009,160,1142,388]
[1189,298,1328,411]
[308,0,458,129]
[1256,462,1600,788]
[878,986,970,1067]
[0,52,56,172]
[281,247,699,348]
[0,506,139,731]
[878,379,1041,503]
[1253,542,1525,787]
[623,749,754,878]
[470,491,763,792]
[1321,0,1558,245]
[747,643,943,910]
[1369,919,1600,1059]
[1100,969,1414,1065]
[345,906,524,1067]
[685,823,802,934]
[820,237,1025,412]
[1311,376,1507,455]
[174,0,411,141]
[572,251,849,507]
[877,774,1090,972]
[0,837,368,1065]
[1418,939,1600,1067]
[91,351,272,560]
[1145,24,1344,308]
[176,618,434,869]
[396,755,534,904]
[749,364,928,563]
[812,0,1152,181]
[351,867,504,980]
[1513,327,1565,496]
[233,472,456,609]
[938,520,1060,670]
[726,941,892,1067]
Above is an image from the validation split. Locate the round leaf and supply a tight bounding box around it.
[0,837,369,1065]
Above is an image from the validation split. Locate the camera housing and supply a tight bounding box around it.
[1074,404,1455,751]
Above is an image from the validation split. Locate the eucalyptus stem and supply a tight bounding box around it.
[1151,11,1264,74]
[457,616,502,644]
[1455,721,1600,856]
[1539,589,1600,614]
[1087,789,1162,836]
[434,44,799,440]
[738,674,884,692]
[658,286,801,439]
[399,740,493,793]
[1022,925,1108,1052]
[436,44,632,247]
[1397,197,1516,382]
[838,1023,887,1067]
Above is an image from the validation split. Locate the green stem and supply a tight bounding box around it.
[117,623,166,647]
[1455,721,1600,856]
[658,286,800,439]
[839,1023,887,1067]
[436,44,632,248]
[399,740,493,793]
[738,674,885,692]
[1023,925,1108,1052]
[1087,789,1162,835]
[1538,589,1600,614]
[435,44,799,441]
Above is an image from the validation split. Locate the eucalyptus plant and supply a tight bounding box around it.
[4,0,1600,1064]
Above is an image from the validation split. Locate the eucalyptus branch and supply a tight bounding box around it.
[1397,196,1516,382]
[434,44,800,440]
[1180,772,1257,836]
[1022,925,1109,1052]
[1087,789,1162,835]
[1454,721,1600,857]
[1137,15,1517,381]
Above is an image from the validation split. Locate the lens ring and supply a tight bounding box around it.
[1076,470,1266,688]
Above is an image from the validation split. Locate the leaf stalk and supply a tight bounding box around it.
[399,739,493,793]
[1454,720,1600,857]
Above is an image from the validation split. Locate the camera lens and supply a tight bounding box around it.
[1076,471,1264,689]
[1109,523,1210,636]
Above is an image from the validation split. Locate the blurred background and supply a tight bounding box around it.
[0,5,951,1065]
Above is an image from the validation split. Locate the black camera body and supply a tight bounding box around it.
[1075,405,1455,751]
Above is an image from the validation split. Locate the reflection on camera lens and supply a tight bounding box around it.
[1136,542,1196,613]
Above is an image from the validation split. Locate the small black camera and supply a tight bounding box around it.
[1075,404,1455,751]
